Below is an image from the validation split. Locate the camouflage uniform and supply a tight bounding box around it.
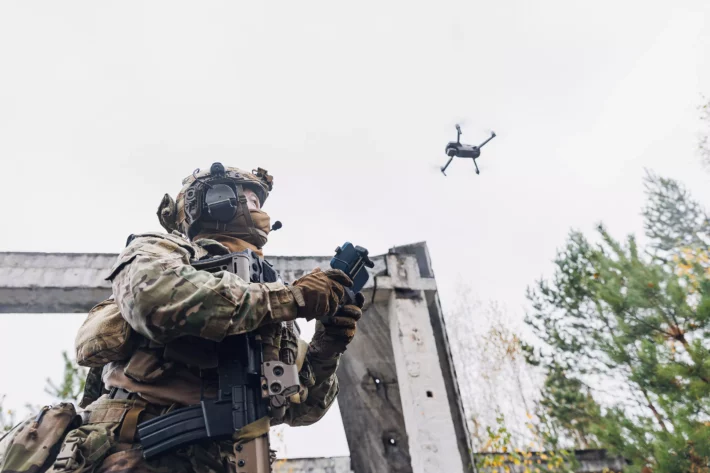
[0,165,347,473]
[100,231,339,421]
[47,232,340,473]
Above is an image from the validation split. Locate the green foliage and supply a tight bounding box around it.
[526,173,710,473]
[535,365,602,449]
[642,171,710,255]
[0,395,16,433]
[44,351,87,402]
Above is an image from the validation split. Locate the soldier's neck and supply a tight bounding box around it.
[195,233,264,257]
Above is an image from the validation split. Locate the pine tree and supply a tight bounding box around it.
[525,173,710,473]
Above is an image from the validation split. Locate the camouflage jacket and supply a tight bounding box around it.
[104,231,340,427]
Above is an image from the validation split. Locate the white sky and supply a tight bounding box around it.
[0,0,709,460]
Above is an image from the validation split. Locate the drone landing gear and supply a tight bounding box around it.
[441,156,454,176]
[441,157,481,176]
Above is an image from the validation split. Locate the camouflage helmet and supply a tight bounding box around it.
[157,163,274,239]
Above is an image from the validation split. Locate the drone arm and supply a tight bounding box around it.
[477,132,496,149]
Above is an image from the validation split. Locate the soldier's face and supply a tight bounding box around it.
[243,188,261,211]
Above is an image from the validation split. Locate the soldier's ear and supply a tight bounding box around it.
[157,193,178,233]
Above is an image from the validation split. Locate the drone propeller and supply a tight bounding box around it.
[477,131,496,149]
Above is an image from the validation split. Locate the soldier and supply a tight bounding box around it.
[0,163,363,473]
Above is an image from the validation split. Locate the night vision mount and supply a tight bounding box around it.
[441,125,496,176]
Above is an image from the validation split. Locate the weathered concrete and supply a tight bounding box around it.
[0,242,471,473]
[0,252,115,313]
[0,252,388,313]
[394,243,475,472]
[385,253,465,473]
[336,286,413,473]
[273,457,352,473]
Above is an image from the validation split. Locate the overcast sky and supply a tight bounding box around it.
[1,0,709,460]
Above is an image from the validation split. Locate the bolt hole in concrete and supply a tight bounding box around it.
[426,390,433,398]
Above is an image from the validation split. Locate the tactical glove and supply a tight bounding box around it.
[290,268,352,321]
[310,292,365,358]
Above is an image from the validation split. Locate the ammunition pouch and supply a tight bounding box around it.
[0,404,81,473]
[75,298,139,368]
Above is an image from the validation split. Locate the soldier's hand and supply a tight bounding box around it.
[291,268,352,320]
[310,292,365,358]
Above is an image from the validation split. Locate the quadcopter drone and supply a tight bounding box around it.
[441,125,497,176]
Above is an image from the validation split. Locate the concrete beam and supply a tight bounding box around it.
[0,251,386,313]
[0,252,115,313]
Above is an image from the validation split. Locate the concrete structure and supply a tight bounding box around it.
[273,457,351,473]
[0,242,474,473]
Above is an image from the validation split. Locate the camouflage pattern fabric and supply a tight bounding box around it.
[108,232,303,345]
[47,397,240,473]
[75,299,139,368]
[0,403,81,473]
[105,231,341,416]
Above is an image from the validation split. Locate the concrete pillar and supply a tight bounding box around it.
[385,253,466,473]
